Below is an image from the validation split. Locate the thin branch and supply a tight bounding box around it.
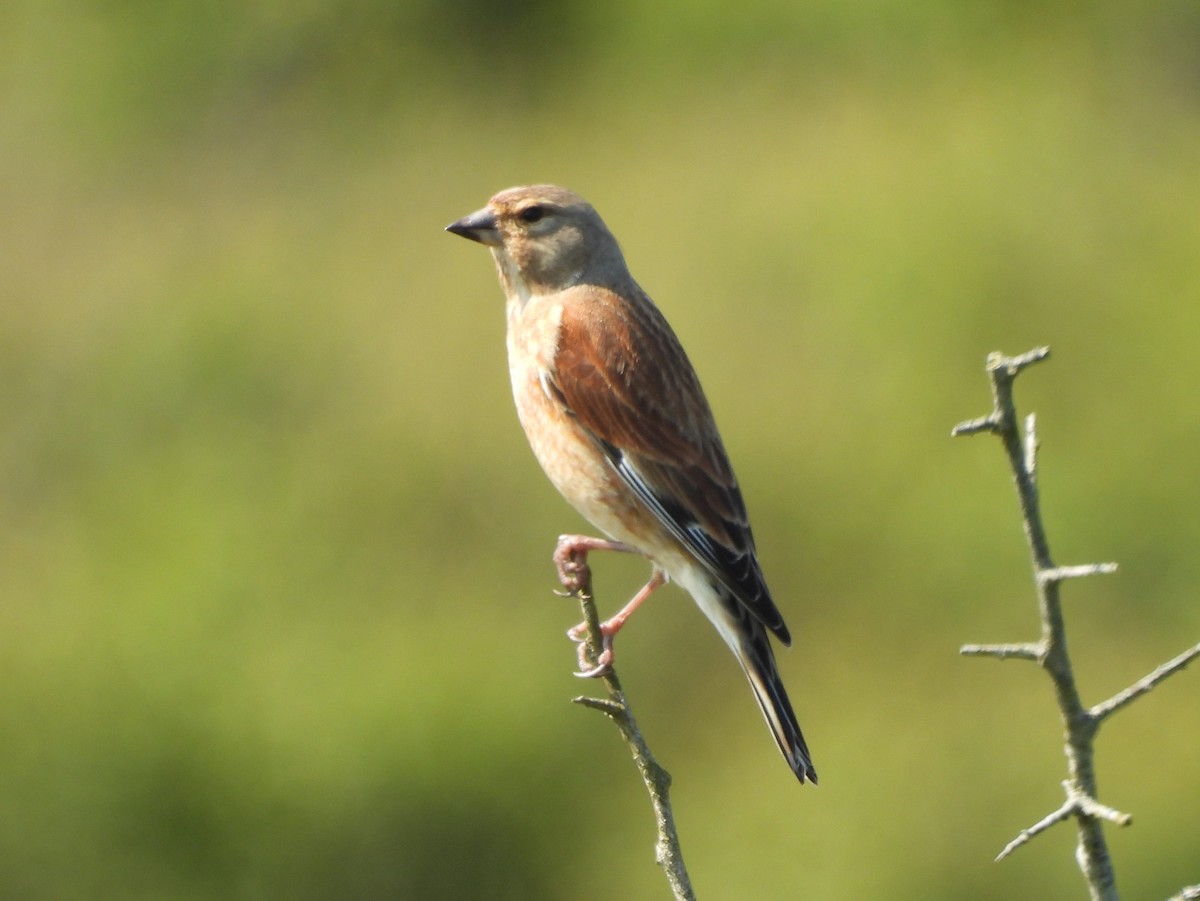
[1169,885,1200,901]
[960,642,1042,661]
[954,347,1120,900]
[996,782,1133,864]
[559,553,695,901]
[951,347,1050,435]
[951,414,1002,437]
[1039,563,1119,585]
[1090,641,1200,724]
[996,796,1076,862]
[957,347,1200,899]
[1001,345,1054,372]
[1073,788,1132,828]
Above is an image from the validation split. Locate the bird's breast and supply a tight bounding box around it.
[505,298,658,549]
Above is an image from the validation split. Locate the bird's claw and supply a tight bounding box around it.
[553,539,591,596]
[574,654,612,679]
[568,622,614,678]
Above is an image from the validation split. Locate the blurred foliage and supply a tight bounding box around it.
[2,1,1199,898]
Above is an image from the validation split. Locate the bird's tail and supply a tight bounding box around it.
[683,574,817,783]
[734,621,817,784]
[689,576,817,785]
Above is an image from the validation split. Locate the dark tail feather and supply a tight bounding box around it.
[735,621,817,784]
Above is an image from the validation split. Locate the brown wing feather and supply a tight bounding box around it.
[547,286,789,641]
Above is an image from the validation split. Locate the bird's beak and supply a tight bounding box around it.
[445,207,501,246]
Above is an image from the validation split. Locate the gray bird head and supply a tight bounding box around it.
[446,185,629,298]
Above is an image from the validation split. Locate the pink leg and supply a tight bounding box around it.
[568,570,667,677]
[552,534,666,678]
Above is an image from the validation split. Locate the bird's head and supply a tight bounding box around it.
[446,185,627,299]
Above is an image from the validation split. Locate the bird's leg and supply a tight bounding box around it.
[554,534,667,677]
[553,534,640,595]
[567,570,667,676]
[553,535,664,677]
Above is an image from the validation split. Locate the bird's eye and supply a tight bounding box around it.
[519,205,545,223]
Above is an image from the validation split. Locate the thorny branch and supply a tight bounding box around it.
[953,348,1199,901]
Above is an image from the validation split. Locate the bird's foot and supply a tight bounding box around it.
[567,619,616,677]
[564,569,667,678]
[552,535,638,596]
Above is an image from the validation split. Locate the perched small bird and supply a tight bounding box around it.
[446,185,816,784]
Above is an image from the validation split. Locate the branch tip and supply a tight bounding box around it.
[987,346,1051,377]
[1091,641,1200,723]
[960,642,1041,661]
[995,798,1076,862]
[951,414,1000,437]
[1037,562,1119,585]
[1070,784,1133,827]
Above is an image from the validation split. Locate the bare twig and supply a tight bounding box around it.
[994,779,1134,865]
[960,642,1041,661]
[1039,563,1119,585]
[995,794,1076,862]
[1090,641,1200,723]
[954,347,1199,901]
[557,551,695,901]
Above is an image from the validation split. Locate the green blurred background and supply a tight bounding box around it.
[3,2,1199,898]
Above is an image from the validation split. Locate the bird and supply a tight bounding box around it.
[445,185,816,784]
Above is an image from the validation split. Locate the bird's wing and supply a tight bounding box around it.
[546,287,790,644]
